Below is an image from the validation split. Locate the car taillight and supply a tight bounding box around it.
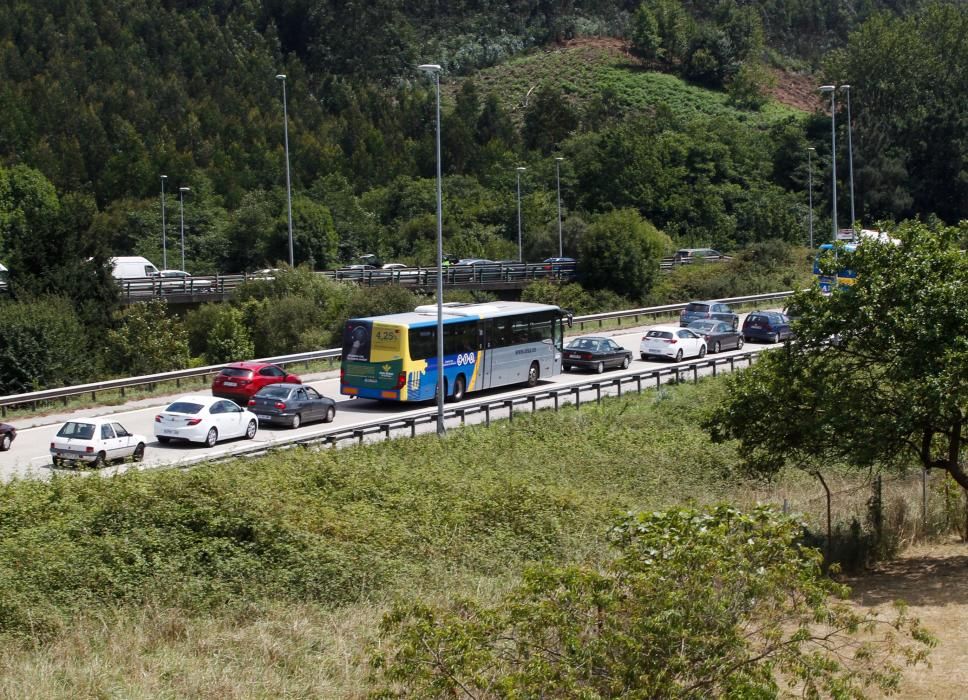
[186,418,202,426]
[274,401,286,410]
[154,415,162,422]
[544,264,551,270]
[340,369,345,381]
[395,372,406,389]
[85,446,94,453]
[247,399,256,406]
[582,353,593,360]
[50,442,54,449]
[665,338,678,344]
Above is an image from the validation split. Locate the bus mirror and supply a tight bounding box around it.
[564,311,574,328]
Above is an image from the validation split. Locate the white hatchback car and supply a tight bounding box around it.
[50,417,147,467]
[640,325,707,362]
[155,395,258,447]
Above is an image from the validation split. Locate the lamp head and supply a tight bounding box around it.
[417,64,441,74]
[275,74,286,80]
[516,166,526,172]
[819,85,836,93]
[179,187,190,193]
[160,174,167,180]
[840,84,851,90]
[807,147,816,151]
[555,157,564,162]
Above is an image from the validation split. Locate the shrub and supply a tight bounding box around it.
[103,299,190,375]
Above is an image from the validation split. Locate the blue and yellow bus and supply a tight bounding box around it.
[340,301,569,402]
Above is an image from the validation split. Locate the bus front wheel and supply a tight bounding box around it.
[527,362,540,387]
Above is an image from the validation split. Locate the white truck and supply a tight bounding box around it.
[110,256,160,280]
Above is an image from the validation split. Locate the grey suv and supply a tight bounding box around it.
[679,301,739,329]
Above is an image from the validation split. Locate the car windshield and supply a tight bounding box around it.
[257,386,292,399]
[646,330,674,339]
[165,402,204,414]
[56,422,96,440]
[219,367,252,378]
[685,303,710,313]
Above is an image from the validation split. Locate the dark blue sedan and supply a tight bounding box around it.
[247,383,336,429]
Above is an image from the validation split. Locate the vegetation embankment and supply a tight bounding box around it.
[0,377,948,696]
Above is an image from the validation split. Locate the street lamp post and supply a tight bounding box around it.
[807,148,815,249]
[418,63,445,437]
[515,166,526,262]
[178,187,190,272]
[555,157,564,258]
[841,84,856,234]
[160,175,168,270]
[276,74,295,267]
[820,85,838,242]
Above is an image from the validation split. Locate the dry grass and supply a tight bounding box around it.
[846,540,968,699]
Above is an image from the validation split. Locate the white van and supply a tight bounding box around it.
[110,256,159,279]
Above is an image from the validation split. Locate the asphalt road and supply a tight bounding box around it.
[0,315,777,482]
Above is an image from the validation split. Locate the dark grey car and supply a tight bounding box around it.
[247,383,336,429]
[679,301,739,329]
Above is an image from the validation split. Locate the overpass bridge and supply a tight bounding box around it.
[116,261,578,305]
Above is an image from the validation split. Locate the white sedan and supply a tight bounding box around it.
[155,395,258,447]
[640,325,707,362]
[50,417,147,467]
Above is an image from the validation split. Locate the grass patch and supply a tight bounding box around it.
[0,376,932,696]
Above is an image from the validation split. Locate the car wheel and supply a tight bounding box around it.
[562,364,571,372]
[737,336,744,350]
[157,436,171,444]
[675,349,683,362]
[132,443,145,462]
[714,341,721,354]
[450,374,466,402]
[527,361,540,387]
[51,456,63,467]
[323,405,336,423]
[698,345,706,358]
[91,451,106,468]
[621,355,630,369]
[641,353,648,361]
[245,420,257,440]
[0,434,10,451]
[291,413,302,429]
[596,361,605,374]
[205,427,218,447]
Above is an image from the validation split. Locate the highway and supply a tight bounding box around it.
[0,317,775,482]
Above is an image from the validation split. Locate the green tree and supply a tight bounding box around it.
[522,84,579,155]
[375,505,932,698]
[708,220,968,492]
[577,208,669,300]
[0,296,93,393]
[104,300,190,376]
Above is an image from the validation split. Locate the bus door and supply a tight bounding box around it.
[551,316,564,374]
[476,322,492,390]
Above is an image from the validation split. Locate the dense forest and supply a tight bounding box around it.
[0,0,965,391]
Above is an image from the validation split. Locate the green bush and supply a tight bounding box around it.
[0,295,94,393]
[578,209,670,301]
[103,299,190,376]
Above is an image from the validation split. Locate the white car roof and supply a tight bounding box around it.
[166,394,222,407]
[650,325,686,333]
[61,416,120,426]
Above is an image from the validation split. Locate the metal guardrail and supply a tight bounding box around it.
[0,291,793,416]
[173,350,763,470]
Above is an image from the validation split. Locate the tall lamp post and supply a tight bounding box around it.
[554,157,564,258]
[160,175,168,269]
[819,85,838,242]
[178,187,190,272]
[515,166,526,262]
[841,84,856,234]
[418,63,445,437]
[807,148,815,249]
[276,74,295,267]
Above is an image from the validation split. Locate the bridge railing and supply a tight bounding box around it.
[0,290,793,416]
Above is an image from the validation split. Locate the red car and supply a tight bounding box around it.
[211,362,302,403]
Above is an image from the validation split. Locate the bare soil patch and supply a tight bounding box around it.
[845,540,968,698]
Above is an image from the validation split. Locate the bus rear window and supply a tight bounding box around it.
[343,321,373,362]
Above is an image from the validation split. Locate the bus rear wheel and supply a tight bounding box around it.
[527,362,540,387]
[449,374,466,402]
